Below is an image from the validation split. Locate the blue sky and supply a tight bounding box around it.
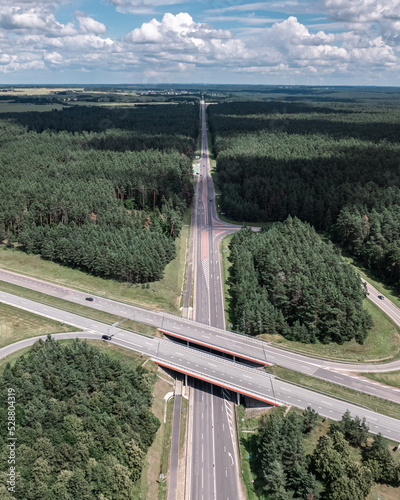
[0,0,399,85]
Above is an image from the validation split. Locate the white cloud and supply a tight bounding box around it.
[206,16,283,25]
[0,5,399,84]
[0,6,76,34]
[75,12,107,35]
[325,0,400,23]
[207,1,303,14]
[110,0,185,15]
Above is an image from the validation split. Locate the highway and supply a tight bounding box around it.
[1,292,400,445]
[2,100,400,498]
[2,266,400,406]
[189,99,241,500]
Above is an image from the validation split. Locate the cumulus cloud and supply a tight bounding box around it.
[245,15,399,78]
[324,0,400,42]
[75,12,107,34]
[0,5,399,84]
[325,0,400,23]
[0,6,76,34]
[124,12,244,68]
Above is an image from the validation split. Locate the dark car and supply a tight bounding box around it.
[378,295,384,300]
[102,335,112,341]
[85,297,94,301]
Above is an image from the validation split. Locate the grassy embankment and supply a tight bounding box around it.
[266,364,400,420]
[237,405,400,500]
[0,280,158,338]
[0,302,75,351]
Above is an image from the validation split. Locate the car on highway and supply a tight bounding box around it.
[101,335,112,341]
[85,297,94,301]
[378,295,384,300]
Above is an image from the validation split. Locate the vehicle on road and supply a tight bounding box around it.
[378,295,384,300]
[85,297,94,301]
[101,335,112,341]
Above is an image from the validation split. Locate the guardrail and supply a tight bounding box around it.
[151,355,281,407]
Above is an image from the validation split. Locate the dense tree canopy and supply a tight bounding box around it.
[251,408,400,500]
[228,218,371,344]
[0,104,198,283]
[0,337,159,500]
[208,99,400,289]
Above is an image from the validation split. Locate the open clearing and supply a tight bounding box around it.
[0,302,75,349]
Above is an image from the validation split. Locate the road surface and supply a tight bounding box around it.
[189,99,242,500]
[0,304,399,444]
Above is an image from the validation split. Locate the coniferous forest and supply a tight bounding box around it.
[0,104,198,283]
[228,218,372,344]
[208,99,400,290]
[0,337,159,499]
[249,407,400,500]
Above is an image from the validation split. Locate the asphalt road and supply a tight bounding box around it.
[1,297,400,444]
[189,100,241,500]
[2,265,400,406]
[2,101,400,495]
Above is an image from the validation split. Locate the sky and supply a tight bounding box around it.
[0,0,400,86]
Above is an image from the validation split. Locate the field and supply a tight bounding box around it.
[0,301,75,349]
[0,102,67,112]
[0,87,85,95]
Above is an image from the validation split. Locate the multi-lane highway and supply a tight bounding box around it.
[188,100,242,500]
[2,99,400,498]
[2,291,400,445]
[2,266,400,402]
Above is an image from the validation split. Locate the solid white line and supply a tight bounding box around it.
[211,384,217,500]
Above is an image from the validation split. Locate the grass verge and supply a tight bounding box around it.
[361,371,400,390]
[136,370,174,500]
[0,207,190,314]
[159,397,174,500]
[0,280,158,338]
[0,301,76,348]
[259,299,400,363]
[267,365,400,420]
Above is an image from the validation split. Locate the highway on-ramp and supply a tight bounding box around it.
[1,291,400,445]
[2,267,400,406]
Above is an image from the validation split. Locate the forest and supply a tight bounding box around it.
[208,98,400,289]
[0,104,198,283]
[228,218,371,344]
[248,407,400,500]
[0,337,159,499]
